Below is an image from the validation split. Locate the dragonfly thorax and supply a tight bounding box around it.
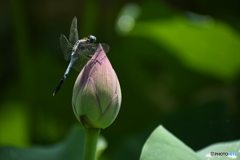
[73,40,81,51]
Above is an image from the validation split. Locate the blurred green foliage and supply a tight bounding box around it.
[0,126,107,160]
[1,0,240,159]
[132,17,240,80]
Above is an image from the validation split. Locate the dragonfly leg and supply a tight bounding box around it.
[90,55,107,65]
[90,58,102,65]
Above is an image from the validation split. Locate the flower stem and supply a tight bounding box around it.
[83,128,101,160]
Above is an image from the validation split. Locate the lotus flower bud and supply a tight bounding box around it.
[72,44,121,129]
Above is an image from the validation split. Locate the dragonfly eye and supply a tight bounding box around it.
[88,35,96,43]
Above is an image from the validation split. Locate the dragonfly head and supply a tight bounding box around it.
[87,35,96,43]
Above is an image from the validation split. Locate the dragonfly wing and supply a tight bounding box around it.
[76,43,109,57]
[100,43,110,53]
[72,43,96,71]
[60,34,73,61]
[71,55,89,72]
[72,43,110,71]
[77,43,100,57]
[69,17,79,44]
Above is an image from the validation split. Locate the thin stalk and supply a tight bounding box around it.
[83,128,101,160]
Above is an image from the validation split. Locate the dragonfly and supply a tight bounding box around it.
[53,17,110,96]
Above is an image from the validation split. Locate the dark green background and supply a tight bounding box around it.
[1,0,240,159]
